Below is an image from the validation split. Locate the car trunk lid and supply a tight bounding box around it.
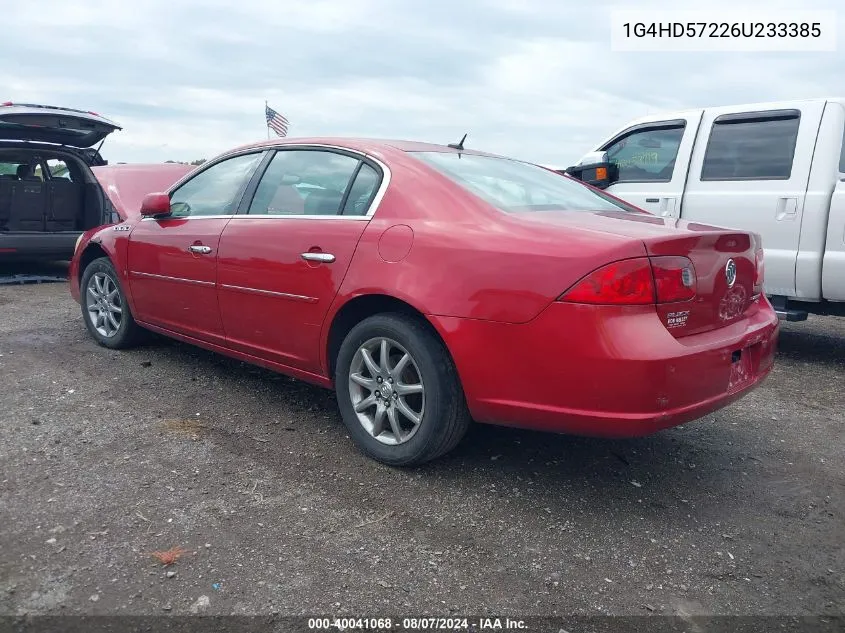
[643,230,760,337]
[0,102,121,148]
[518,210,763,336]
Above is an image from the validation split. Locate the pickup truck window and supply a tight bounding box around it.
[701,110,800,181]
[601,124,685,183]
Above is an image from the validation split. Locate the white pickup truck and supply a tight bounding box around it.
[563,98,845,321]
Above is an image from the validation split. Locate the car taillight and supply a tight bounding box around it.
[753,248,765,296]
[559,256,697,305]
[651,256,696,303]
[559,258,655,305]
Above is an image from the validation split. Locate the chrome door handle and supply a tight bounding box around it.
[301,252,335,263]
[189,245,212,254]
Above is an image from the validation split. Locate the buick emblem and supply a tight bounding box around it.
[725,259,737,288]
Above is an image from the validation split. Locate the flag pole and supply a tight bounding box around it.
[265,100,270,140]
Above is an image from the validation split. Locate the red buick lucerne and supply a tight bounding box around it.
[69,138,778,465]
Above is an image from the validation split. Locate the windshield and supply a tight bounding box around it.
[411,151,634,214]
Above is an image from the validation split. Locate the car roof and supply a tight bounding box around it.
[227,137,507,160]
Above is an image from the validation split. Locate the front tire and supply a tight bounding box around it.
[335,313,471,466]
[80,257,144,349]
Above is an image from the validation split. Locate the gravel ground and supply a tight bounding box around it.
[0,268,843,618]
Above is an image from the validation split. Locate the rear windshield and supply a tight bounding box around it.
[410,151,633,213]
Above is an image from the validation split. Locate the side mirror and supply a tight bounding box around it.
[564,151,618,189]
[139,192,171,218]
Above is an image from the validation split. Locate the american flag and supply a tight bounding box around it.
[265,103,289,137]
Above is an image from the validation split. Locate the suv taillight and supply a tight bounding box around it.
[559,257,697,305]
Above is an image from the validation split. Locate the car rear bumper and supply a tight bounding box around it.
[0,232,80,259]
[431,298,779,437]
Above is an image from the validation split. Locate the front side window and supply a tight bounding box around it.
[602,125,685,182]
[169,151,264,217]
[701,111,800,181]
[411,151,634,214]
[248,149,373,216]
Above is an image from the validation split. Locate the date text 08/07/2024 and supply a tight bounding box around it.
[307,617,528,630]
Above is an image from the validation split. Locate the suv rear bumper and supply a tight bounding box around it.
[0,232,80,259]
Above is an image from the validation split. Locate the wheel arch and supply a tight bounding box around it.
[74,232,138,315]
[323,293,455,381]
[78,242,110,285]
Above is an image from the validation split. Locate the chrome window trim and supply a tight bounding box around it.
[141,214,372,222]
[231,214,372,221]
[150,143,392,221]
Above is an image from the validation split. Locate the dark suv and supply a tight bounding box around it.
[0,102,121,259]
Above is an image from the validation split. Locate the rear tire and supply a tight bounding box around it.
[80,257,144,349]
[335,313,471,466]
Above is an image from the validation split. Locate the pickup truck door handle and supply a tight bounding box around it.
[188,245,212,254]
[654,197,677,217]
[776,197,798,221]
[301,252,336,263]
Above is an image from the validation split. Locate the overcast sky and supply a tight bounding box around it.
[3,0,843,165]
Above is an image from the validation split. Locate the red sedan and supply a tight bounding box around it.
[69,138,779,465]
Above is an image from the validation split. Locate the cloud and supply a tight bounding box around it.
[2,0,843,165]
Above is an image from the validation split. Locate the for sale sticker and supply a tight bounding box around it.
[666,310,690,328]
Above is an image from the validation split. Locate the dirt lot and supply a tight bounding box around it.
[0,269,843,618]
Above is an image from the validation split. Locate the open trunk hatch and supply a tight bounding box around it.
[0,103,121,147]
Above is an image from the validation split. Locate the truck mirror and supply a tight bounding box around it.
[564,151,618,189]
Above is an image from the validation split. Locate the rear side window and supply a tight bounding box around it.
[602,124,685,182]
[701,110,800,181]
[246,149,364,216]
[46,159,72,181]
[343,164,380,215]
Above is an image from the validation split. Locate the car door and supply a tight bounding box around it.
[126,151,266,345]
[680,103,824,298]
[216,147,385,373]
[599,113,702,218]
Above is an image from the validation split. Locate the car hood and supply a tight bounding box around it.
[93,163,195,221]
[0,103,121,147]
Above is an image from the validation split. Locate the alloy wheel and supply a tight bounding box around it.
[348,337,425,445]
[86,272,123,338]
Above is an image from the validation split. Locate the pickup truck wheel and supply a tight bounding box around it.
[80,257,144,349]
[335,313,471,466]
